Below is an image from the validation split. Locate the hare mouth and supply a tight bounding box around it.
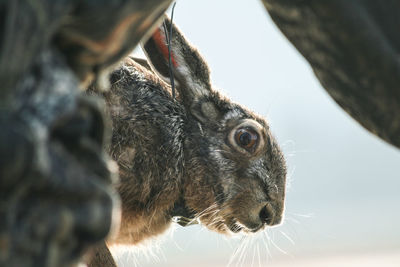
[227,220,264,234]
[228,222,244,233]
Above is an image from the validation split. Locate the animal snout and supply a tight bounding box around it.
[258,203,282,226]
[236,201,284,232]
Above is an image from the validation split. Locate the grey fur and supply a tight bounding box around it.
[89,17,287,266]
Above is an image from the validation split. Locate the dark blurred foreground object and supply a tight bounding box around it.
[0,0,171,266]
[262,0,400,149]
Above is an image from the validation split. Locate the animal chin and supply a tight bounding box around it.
[228,220,265,234]
[223,217,266,234]
[196,207,267,234]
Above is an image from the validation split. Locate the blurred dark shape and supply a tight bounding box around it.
[87,242,117,267]
[263,0,400,149]
[0,0,171,266]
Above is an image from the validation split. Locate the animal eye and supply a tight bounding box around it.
[234,128,258,150]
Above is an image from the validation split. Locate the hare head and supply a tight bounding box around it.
[142,18,287,234]
[101,17,286,246]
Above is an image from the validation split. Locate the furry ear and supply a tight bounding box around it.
[142,17,212,105]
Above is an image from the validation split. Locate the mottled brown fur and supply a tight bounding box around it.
[89,17,287,266]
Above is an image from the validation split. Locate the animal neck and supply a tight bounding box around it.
[104,62,188,245]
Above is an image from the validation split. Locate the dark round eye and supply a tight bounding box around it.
[234,128,258,150]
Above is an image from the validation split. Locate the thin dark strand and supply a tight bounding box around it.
[167,2,177,99]
[163,21,169,44]
[163,19,174,98]
[163,20,173,97]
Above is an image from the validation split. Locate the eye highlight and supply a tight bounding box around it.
[228,119,265,155]
[234,128,258,150]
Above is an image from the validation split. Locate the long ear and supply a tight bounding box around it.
[141,17,212,105]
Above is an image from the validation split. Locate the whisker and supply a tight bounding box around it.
[286,166,296,190]
[230,181,245,191]
[237,236,249,267]
[287,212,315,218]
[279,230,295,245]
[284,217,300,224]
[251,239,256,267]
[192,202,219,219]
[257,242,261,267]
[227,236,246,267]
[196,208,220,223]
[262,231,272,261]
[269,230,289,256]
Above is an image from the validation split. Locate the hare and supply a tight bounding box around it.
[88,17,286,266]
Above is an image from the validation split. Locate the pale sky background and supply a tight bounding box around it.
[114,0,400,266]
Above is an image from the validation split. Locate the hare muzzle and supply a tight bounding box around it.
[214,184,285,234]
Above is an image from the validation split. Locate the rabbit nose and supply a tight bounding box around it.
[259,204,278,226]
